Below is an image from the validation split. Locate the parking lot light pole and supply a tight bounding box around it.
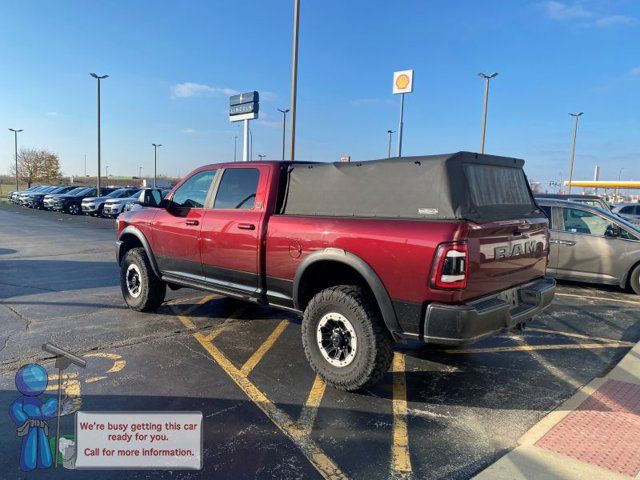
[278,108,290,160]
[152,144,162,187]
[386,130,395,159]
[106,165,109,178]
[9,128,23,192]
[90,73,108,196]
[258,154,266,161]
[233,135,238,162]
[289,0,300,161]
[567,112,584,195]
[478,72,498,154]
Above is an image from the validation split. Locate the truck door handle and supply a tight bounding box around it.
[185,219,199,226]
[237,223,255,230]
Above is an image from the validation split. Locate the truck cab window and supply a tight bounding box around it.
[213,168,259,210]
[172,170,216,208]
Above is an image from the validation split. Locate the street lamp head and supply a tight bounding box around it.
[387,130,395,134]
[569,112,584,117]
[9,128,23,133]
[90,73,109,80]
[152,143,162,148]
[278,108,290,114]
[478,72,499,79]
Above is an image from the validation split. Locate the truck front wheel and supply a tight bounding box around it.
[120,247,166,312]
[302,285,393,391]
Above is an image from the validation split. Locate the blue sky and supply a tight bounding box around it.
[1,0,639,187]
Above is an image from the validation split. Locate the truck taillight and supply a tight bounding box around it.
[430,241,468,290]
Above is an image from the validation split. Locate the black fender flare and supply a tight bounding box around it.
[292,248,402,336]
[117,226,161,278]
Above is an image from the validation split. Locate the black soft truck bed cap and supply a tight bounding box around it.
[281,151,540,224]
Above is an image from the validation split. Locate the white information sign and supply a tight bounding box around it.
[74,411,202,470]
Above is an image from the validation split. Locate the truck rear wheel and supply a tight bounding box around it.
[120,247,166,311]
[302,285,393,391]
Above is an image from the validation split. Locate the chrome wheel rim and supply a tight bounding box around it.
[125,264,142,298]
[316,312,357,367]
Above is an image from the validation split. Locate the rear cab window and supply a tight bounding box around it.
[213,168,260,210]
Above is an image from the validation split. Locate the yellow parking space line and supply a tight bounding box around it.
[391,352,413,476]
[181,294,221,317]
[171,304,346,480]
[445,342,632,354]
[192,332,346,480]
[556,292,640,306]
[240,320,289,376]
[201,305,250,341]
[527,327,635,346]
[297,374,326,436]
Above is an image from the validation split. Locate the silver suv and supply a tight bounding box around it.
[538,199,640,294]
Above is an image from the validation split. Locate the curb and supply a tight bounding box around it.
[474,341,640,480]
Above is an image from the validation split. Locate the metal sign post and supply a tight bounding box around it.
[41,343,86,468]
[230,91,259,162]
[392,70,414,158]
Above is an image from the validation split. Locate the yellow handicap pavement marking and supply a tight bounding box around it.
[556,292,640,306]
[527,327,635,346]
[171,304,347,480]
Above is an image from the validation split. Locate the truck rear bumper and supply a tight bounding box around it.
[423,277,556,346]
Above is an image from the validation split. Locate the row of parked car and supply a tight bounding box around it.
[7,184,170,218]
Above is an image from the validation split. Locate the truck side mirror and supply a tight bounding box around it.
[605,224,621,238]
[138,189,163,208]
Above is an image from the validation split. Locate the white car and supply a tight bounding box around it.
[102,190,143,218]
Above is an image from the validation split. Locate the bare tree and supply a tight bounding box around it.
[9,148,62,187]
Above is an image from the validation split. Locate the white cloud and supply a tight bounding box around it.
[45,111,63,117]
[351,98,380,105]
[538,1,637,28]
[180,128,204,136]
[260,91,278,102]
[256,119,280,128]
[171,82,239,98]
[630,66,640,77]
[594,15,637,28]
[540,1,592,20]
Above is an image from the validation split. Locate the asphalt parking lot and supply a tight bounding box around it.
[1,202,640,480]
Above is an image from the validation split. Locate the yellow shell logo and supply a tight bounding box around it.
[395,74,410,90]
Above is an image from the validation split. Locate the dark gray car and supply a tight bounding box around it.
[537,199,640,294]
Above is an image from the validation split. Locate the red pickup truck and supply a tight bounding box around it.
[116,152,555,390]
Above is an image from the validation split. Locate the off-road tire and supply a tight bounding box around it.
[302,285,394,391]
[629,263,640,295]
[120,247,166,312]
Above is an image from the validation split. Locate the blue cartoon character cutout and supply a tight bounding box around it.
[10,363,58,471]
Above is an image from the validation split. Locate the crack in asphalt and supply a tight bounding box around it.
[0,320,223,373]
[1,303,32,330]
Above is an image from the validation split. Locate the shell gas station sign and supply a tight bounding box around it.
[393,70,414,94]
